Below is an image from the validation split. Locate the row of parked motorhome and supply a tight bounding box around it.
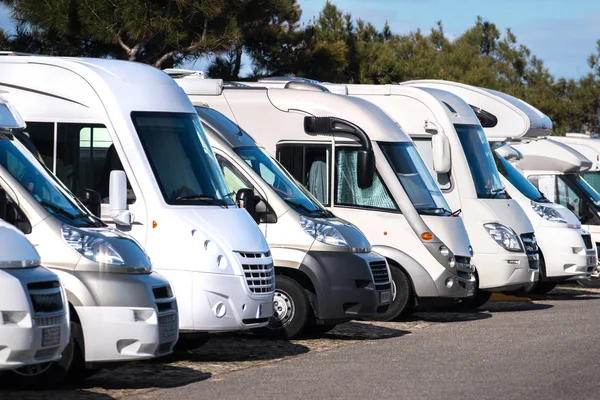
[0,53,599,388]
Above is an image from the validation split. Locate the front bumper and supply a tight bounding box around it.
[76,305,177,363]
[473,252,539,291]
[536,228,597,279]
[189,272,274,332]
[299,251,391,323]
[0,314,69,370]
[427,265,476,299]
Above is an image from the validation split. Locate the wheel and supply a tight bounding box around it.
[253,275,310,339]
[368,263,412,322]
[175,333,211,351]
[457,272,491,310]
[528,253,557,294]
[2,321,90,389]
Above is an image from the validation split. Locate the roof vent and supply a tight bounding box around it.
[163,69,205,79]
[284,81,329,92]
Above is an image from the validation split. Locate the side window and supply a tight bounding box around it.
[216,155,254,195]
[335,148,397,210]
[0,186,32,234]
[55,123,135,204]
[22,122,55,168]
[413,139,451,190]
[557,178,583,218]
[277,144,330,205]
[529,175,557,202]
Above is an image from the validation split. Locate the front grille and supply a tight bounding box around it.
[454,256,474,273]
[582,234,593,250]
[239,251,271,259]
[521,233,539,270]
[158,313,178,343]
[369,261,390,284]
[34,315,65,327]
[242,263,275,293]
[152,285,173,299]
[28,281,64,314]
[242,317,269,325]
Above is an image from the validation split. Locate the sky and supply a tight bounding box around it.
[2,0,599,79]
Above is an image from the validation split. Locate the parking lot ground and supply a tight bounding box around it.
[2,284,600,400]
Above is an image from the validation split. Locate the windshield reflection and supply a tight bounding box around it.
[379,141,452,216]
[493,151,547,202]
[455,124,507,199]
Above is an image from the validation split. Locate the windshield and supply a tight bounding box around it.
[379,141,452,216]
[0,135,99,227]
[131,112,234,206]
[569,174,600,207]
[582,171,600,194]
[455,124,507,199]
[493,151,547,202]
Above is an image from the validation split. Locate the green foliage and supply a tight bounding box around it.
[1,0,598,132]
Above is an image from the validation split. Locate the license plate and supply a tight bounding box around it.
[587,255,597,266]
[42,326,60,347]
[380,291,391,304]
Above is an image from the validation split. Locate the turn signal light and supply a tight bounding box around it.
[421,232,434,241]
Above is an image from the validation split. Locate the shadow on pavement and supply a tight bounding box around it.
[481,301,553,313]
[0,390,116,400]
[166,333,311,363]
[410,310,492,323]
[316,321,408,341]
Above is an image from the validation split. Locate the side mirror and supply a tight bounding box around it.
[432,132,451,174]
[80,189,101,218]
[236,188,277,224]
[109,170,133,227]
[0,187,6,221]
[357,149,375,189]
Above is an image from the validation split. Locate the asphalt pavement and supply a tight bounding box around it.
[131,290,600,400]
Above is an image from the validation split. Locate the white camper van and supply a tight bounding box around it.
[0,55,275,341]
[0,92,178,387]
[172,74,476,320]
[509,138,600,270]
[0,99,69,377]
[553,135,600,194]
[191,102,391,337]
[300,82,537,306]
[408,80,597,291]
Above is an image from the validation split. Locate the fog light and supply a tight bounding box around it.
[213,302,227,318]
[445,278,454,288]
[572,247,584,254]
[439,245,450,256]
[468,246,474,256]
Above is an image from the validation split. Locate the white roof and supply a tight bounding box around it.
[402,80,552,141]
[552,136,600,172]
[511,138,591,173]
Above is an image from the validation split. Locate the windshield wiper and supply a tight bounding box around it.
[39,200,88,220]
[451,209,462,217]
[490,188,506,199]
[285,199,331,217]
[419,207,452,215]
[175,193,217,202]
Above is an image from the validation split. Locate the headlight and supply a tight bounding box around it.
[530,201,567,224]
[62,225,125,265]
[483,223,523,252]
[299,215,348,247]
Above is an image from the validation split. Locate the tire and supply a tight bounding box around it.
[529,281,557,295]
[2,321,89,389]
[368,263,412,322]
[253,275,310,339]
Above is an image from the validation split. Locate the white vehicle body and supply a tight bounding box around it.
[192,102,392,334]
[323,82,539,293]
[0,93,178,386]
[174,75,476,316]
[553,135,600,194]
[510,138,600,267]
[0,55,274,337]
[0,220,69,372]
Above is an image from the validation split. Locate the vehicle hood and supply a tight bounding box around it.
[463,198,534,234]
[422,215,472,257]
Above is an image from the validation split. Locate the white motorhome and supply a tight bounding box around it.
[553,135,600,194]
[0,92,178,387]
[188,100,392,337]
[509,138,600,270]
[0,55,275,340]
[173,74,476,320]
[0,99,69,377]
[292,81,537,306]
[409,80,597,291]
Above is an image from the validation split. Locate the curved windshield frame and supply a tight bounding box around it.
[493,151,547,202]
[131,112,234,206]
[234,146,330,217]
[379,141,452,216]
[455,124,507,199]
[0,135,99,227]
